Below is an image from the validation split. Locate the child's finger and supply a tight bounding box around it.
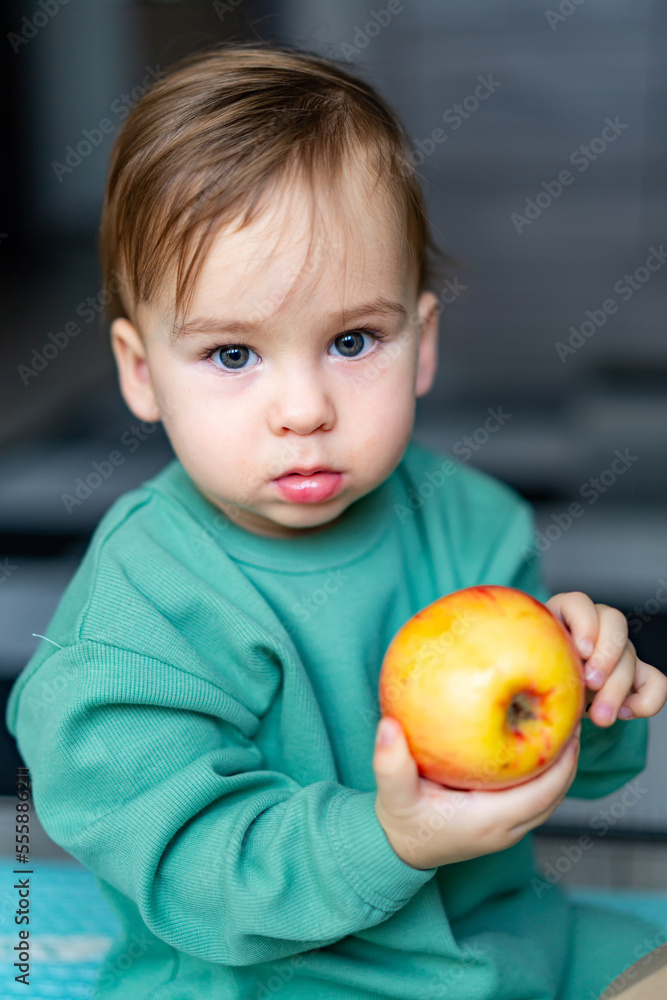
[509,737,581,833]
[586,639,636,726]
[618,661,667,720]
[546,592,599,659]
[580,604,630,687]
[373,717,421,813]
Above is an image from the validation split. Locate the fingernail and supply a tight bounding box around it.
[619,706,633,719]
[596,702,614,723]
[578,637,595,657]
[377,719,398,746]
[585,668,605,687]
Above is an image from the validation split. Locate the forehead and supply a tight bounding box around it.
[161,166,411,331]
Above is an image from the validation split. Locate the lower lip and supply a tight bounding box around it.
[273,472,344,503]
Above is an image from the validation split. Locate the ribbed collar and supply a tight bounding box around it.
[143,458,397,573]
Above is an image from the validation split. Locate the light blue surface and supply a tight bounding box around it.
[1,857,666,999]
[0,858,119,999]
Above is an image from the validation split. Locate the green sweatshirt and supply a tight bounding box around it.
[6,440,657,999]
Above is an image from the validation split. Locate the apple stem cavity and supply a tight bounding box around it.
[507,691,540,730]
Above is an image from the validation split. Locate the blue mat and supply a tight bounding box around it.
[0,858,121,999]
[2,857,667,998]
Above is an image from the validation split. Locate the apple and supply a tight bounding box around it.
[378,585,585,790]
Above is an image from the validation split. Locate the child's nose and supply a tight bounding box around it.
[267,367,336,435]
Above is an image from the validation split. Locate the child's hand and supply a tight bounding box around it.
[372,716,581,871]
[545,591,667,727]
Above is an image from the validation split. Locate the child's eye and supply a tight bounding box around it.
[329,327,388,359]
[202,343,260,372]
[199,326,388,373]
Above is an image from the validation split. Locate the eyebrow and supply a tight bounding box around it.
[170,297,408,344]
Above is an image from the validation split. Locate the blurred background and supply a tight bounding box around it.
[1,0,666,988]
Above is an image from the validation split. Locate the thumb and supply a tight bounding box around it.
[373,716,421,812]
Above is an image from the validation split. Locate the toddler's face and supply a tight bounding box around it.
[111,169,439,538]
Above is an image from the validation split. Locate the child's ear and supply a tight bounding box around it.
[415,291,440,398]
[110,317,161,423]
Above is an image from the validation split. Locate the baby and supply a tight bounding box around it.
[7,40,667,1000]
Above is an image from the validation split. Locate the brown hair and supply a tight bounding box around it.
[98,38,462,337]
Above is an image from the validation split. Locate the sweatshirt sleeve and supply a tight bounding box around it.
[10,640,436,967]
[483,496,649,800]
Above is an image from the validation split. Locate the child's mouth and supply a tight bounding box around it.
[273,471,344,504]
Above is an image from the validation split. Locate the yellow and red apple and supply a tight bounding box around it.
[378,585,585,790]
